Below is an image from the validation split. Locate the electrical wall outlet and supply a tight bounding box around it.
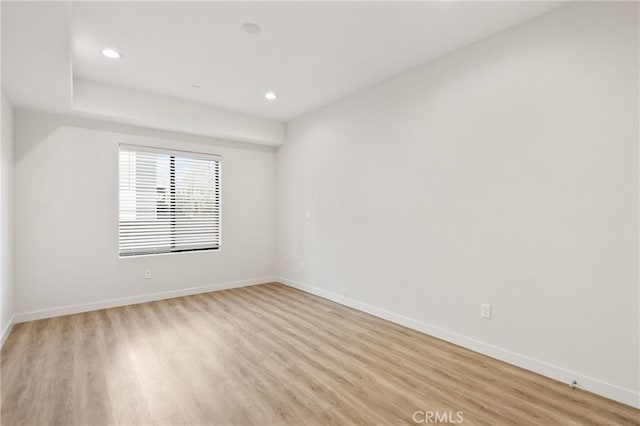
[481,303,491,319]
[144,269,152,279]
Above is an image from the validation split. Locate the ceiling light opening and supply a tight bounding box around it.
[101,49,121,59]
[265,91,277,101]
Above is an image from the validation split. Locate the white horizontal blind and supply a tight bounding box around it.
[119,145,221,256]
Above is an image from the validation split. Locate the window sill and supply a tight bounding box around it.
[118,247,221,259]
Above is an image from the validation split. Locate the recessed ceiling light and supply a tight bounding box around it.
[241,23,261,35]
[101,49,121,59]
[265,91,277,101]
[192,84,201,89]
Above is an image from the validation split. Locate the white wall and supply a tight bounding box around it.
[1,93,15,339]
[277,2,639,407]
[14,110,276,318]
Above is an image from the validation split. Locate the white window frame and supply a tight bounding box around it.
[118,144,222,257]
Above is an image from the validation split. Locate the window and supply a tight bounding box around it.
[119,145,221,256]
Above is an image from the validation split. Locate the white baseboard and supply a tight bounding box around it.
[1,314,16,348]
[276,276,640,409]
[14,276,277,323]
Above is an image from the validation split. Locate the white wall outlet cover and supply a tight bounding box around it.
[481,303,492,319]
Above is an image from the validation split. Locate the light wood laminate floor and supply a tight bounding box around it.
[1,283,638,425]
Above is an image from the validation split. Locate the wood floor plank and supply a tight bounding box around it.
[2,283,638,425]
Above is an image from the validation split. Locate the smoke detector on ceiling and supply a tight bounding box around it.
[241,23,261,35]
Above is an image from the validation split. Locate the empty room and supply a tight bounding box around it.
[1,1,638,425]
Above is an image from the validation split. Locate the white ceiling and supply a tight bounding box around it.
[70,1,565,121]
[2,1,566,144]
[1,1,72,113]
